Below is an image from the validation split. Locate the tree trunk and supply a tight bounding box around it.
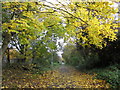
[7,48,10,64]
[2,32,11,56]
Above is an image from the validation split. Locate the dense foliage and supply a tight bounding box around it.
[2,1,118,57]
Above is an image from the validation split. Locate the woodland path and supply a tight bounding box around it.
[2,64,109,88]
[45,65,109,88]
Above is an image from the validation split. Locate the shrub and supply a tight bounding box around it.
[89,64,120,88]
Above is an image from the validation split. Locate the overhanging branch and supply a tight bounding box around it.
[43,4,88,25]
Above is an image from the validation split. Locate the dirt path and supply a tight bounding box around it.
[44,65,110,88]
[2,65,110,88]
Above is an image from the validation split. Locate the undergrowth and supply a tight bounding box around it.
[90,64,120,88]
[78,64,120,88]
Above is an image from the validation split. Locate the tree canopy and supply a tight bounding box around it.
[2,1,118,59]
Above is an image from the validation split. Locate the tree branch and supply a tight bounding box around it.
[43,4,88,25]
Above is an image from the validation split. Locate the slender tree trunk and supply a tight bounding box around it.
[7,48,10,64]
[51,51,53,66]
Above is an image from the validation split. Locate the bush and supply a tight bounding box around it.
[89,64,120,88]
[31,53,61,74]
[64,48,100,70]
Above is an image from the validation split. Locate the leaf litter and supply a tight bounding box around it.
[2,64,110,88]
